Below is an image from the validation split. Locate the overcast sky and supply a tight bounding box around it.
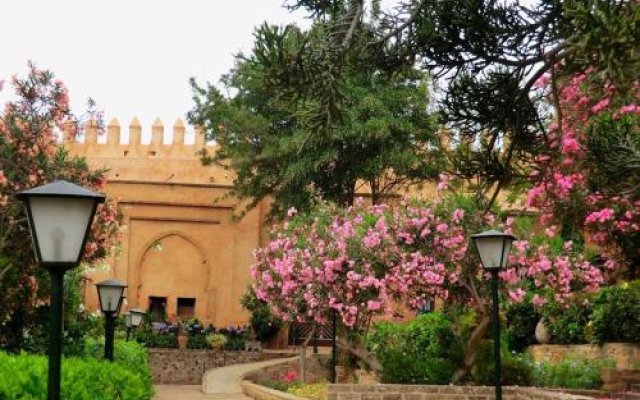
[0,1,309,142]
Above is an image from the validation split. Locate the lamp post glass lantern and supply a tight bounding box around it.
[471,230,515,400]
[124,308,145,341]
[17,180,105,400]
[96,279,127,361]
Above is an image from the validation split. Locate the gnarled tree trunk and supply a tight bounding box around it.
[451,314,491,383]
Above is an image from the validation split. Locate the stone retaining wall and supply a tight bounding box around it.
[327,384,595,400]
[529,343,640,370]
[244,354,330,384]
[148,349,295,384]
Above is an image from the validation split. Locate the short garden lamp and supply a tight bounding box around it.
[17,180,105,400]
[124,308,145,341]
[471,230,515,400]
[96,279,127,361]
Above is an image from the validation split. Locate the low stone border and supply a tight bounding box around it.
[327,384,596,400]
[148,349,295,384]
[241,380,306,400]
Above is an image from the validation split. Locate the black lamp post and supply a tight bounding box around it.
[125,308,145,341]
[17,180,105,400]
[96,279,127,361]
[470,230,515,400]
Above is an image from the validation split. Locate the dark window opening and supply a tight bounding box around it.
[148,296,167,321]
[177,297,196,319]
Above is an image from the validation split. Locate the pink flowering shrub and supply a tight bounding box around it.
[527,68,640,271]
[251,195,611,374]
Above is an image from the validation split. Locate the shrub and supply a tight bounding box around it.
[188,333,211,349]
[588,280,640,344]
[530,356,615,389]
[505,301,540,352]
[367,312,463,384]
[207,333,228,349]
[0,351,154,399]
[472,340,532,386]
[241,287,282,341]
[544,301,591,344]
[287,382,327,400]
[83,338,152,381]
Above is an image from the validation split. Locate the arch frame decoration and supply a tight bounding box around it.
[130,230,211,316]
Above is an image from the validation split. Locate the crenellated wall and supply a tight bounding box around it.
[66,118,269,328]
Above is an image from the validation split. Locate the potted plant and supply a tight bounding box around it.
[177,320,188,350]
[206,333,228,350]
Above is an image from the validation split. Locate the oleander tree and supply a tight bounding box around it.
[251,196,611,379]
[0,64,120,351]
[526,66,640,277]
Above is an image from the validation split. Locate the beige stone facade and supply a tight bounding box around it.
[66,118,269,327]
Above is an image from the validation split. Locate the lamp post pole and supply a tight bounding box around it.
[491,269,502,400]
[104,312,116,361]
[47,269,65,400]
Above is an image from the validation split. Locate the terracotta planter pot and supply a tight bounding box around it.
[177,334,188,349]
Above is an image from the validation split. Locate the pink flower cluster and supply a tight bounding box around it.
[251,200,468,329]
[527,67,640,265]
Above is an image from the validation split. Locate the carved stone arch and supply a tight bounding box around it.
[135,230,209,274]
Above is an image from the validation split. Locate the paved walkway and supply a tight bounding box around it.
[154,356,297,400]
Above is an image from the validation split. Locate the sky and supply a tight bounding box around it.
[0,0,309,142]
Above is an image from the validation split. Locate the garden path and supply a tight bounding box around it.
[154,356,297,400]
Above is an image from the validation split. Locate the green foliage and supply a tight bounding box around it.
[588,280,640,344]
[189,21,442,220]
[241,286,282,341]
[83,338,152,382]
[544,301,591,345]
[505,301,540,353]
[530,355,615,389]
[136,330,178,349]
[188,333,211,349]
[367,312,463,384]
[472,340,532,386]
[206,333,228,349]
[0,349,153,400]
[287,381,326,400]
[18,271,104,357]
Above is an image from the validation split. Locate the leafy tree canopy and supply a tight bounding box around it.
[189,22,443,220]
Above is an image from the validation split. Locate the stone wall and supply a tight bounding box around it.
[148,349,295,384]
[244,354,331,384]
[529,343,640,370]
[327,384,595,400]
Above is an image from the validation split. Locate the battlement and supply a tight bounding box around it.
[65,117,215,160]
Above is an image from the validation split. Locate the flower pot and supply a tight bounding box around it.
[178,334,188,349]
[535,320,550,344]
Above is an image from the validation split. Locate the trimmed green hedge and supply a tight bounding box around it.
[0,340,153,400]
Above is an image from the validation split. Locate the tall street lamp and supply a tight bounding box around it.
[96,279,127,361]
[470,230,515,400]
[17,180,105,400]
[124,308,145,341]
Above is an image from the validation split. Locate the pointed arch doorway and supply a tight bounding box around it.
[136,231,210,321]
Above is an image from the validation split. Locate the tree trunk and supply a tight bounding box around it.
[451,315,491,383]
[336,336,383,373]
